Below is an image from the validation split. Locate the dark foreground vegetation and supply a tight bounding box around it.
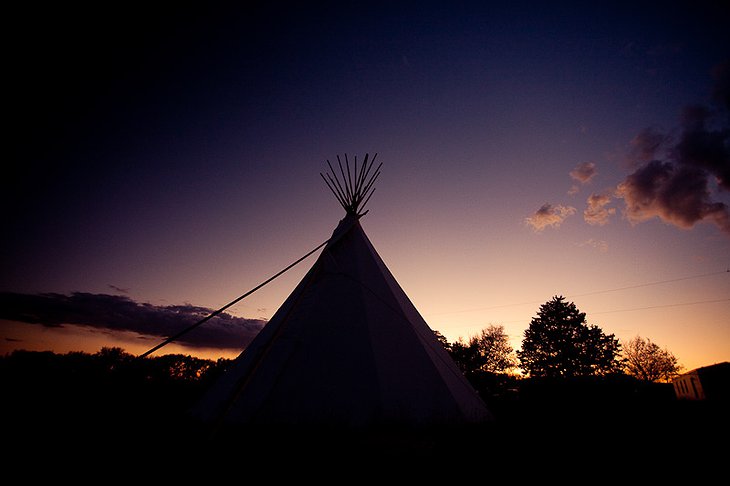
[1,349,726,477]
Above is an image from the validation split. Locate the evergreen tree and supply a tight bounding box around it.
[518,296,621,377]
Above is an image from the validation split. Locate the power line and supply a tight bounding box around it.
[590,298,730,316]
[567,270,729,299]
[428,269,728,317]
[452,297,730,328]
[138,234,336,358]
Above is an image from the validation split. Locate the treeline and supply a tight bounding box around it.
[0,345,675,427]
[439,295,682,384]
[0,347,230,443]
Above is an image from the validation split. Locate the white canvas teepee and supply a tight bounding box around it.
[192,155,492,428]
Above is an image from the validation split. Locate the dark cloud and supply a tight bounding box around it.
[616,161,730,233]
[627,127,668,165]
[525,203,576,232]
[616,60,730,235]
[711,60,729,111]
[0,292,265,351]
[673,104,730,190]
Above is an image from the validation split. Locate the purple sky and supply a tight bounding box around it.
[3,2,729,370]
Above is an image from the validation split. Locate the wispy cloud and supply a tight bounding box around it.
[108,284,129,294]
[570,162,597,184]
[525,203,576,232]
[578,238,609,252]
[0,292,265,351]
[584,193,616,226]
[568,162,597,195]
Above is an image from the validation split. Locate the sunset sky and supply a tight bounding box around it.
[3,2,729,372]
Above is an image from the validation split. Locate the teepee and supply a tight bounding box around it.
[192,154,492,428]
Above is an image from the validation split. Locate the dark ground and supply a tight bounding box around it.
[2,352,726,479]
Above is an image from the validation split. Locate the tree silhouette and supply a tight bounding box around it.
[623,335,682,382]
[517,296,621,377]
[450,325,517,374]
[433,330,451,351]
